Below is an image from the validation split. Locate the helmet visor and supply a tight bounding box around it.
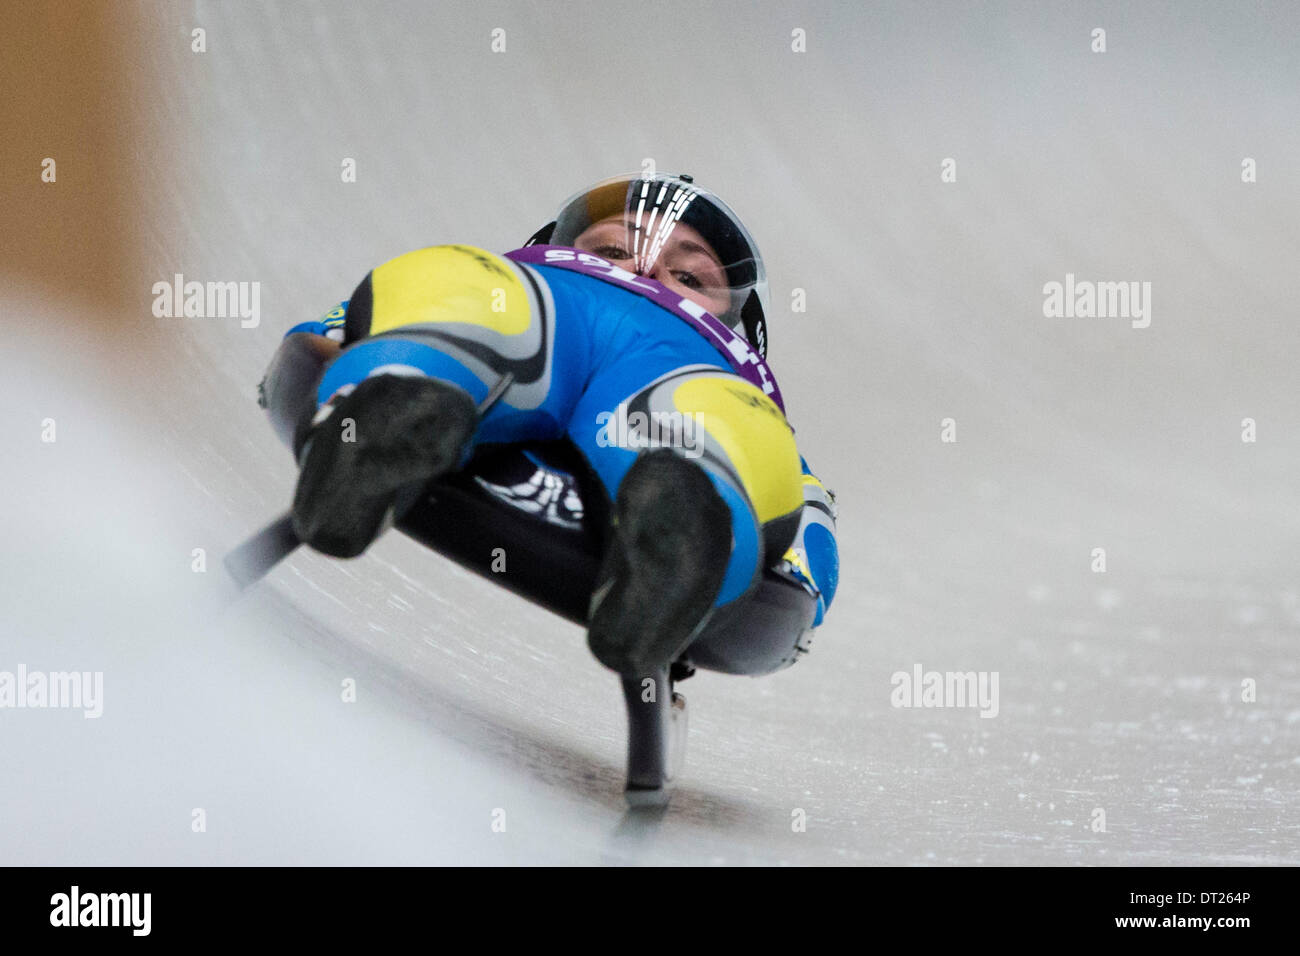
[548,174,767,330]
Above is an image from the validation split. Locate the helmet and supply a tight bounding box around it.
[526,172,771,357]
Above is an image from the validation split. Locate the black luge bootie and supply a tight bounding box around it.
[291,374,478,558]
[587,450,732,675]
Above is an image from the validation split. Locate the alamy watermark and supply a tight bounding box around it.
[152,273,261,328]
[50,886,150,936]
[890,663,999,718]
[0,665,103,718]
[1042,273,1151,329]
[595,402,704,459]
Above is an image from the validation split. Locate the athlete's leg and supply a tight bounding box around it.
[292,245,587,555]
[569,363,806,674]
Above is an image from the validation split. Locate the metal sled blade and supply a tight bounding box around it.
[621,667,688,806]
[223,512,298,590]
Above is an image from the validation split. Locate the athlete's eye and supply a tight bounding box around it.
[672,271,702,290]
[592,244,631,260]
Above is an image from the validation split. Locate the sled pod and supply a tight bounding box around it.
[396,443,607,626]
[257,332,341,456]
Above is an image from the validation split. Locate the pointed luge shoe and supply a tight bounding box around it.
[292,374,478,558]
[587,450,732,676]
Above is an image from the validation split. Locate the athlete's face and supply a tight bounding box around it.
[573,215,731,318]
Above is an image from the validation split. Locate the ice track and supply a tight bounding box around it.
[2,1,1298,864]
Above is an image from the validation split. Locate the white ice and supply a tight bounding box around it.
[2,0,1297,864]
